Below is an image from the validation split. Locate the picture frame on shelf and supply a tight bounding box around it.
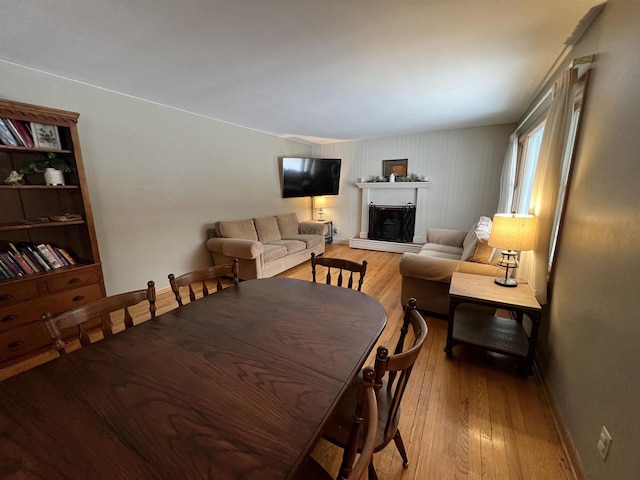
[382,159,408,177]
[30,122,61,149]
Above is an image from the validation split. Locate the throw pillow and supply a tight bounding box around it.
[254,216,282,243]
[275,213,300,238]
[461,216,494,263]
[217,219,259,241]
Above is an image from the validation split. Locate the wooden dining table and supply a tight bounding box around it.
[0,277,387,479]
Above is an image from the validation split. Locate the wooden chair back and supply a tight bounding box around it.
[337,366,378,480]
[42,281,156,354]
[296,367,378,480]
[168,258,239,307]
[311,252,367,291]
[374,298,427,440]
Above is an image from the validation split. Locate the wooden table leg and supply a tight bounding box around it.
[444,297,457,357]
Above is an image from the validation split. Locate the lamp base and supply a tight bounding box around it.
[494,276,518,287]
[495,250,518,287]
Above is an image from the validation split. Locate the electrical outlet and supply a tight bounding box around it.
[597,425,612,461]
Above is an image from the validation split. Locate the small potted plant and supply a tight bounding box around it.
[18,153,74,185]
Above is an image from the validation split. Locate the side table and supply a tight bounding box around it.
[444,272,542,376]
[308,219,333,243]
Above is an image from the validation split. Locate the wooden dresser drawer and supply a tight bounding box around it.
[0,279,38,307]
[44,266,102,294]
[0,322,51,364]
[0,284,103,334]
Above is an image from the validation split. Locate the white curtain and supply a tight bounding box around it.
[496,132,518,214]
[519,68,578,304]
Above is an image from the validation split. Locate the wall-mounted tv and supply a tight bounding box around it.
[281,157,341,198]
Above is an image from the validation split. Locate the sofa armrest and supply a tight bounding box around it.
[299,222,324,235]
[426,228,468,247]
[206,237,263,260]
[456,261,499,277]
[399,253,461,283]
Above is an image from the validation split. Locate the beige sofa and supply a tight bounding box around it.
[206,212,325,280]
[399,217,499,316]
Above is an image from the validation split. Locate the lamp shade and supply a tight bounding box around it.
[488,214,535,251]
[314,196,326,208]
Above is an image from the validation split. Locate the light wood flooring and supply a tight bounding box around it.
[0,244,576,480]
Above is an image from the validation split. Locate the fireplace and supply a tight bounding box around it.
[368,204,416,243]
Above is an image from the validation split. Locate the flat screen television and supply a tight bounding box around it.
[281,157,341,198]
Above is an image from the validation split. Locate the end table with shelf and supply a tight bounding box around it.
[445,272,541,376]
[308,220,333,244]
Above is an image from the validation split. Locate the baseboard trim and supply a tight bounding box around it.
[534,359,586,480]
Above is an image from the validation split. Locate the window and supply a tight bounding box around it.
[513,120,546,214]
[511,73,588,276]
[549,87,584,271]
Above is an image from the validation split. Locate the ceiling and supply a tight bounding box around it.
[0,0,601,144]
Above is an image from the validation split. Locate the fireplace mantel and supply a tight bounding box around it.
[353,181,432,250]
[355,181,431,189]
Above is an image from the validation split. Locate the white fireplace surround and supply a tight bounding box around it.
[351,182,431,252]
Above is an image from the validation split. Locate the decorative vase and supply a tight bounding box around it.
[44,168,65,186]
[389,173,395,183]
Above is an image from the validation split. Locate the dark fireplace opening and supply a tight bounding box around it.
[368,204,416,243]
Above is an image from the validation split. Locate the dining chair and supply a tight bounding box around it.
[41,280,156,355]
[322,298,427,479]
[311,252,368,291]
[168,258,239,307]
[296,366,378,480]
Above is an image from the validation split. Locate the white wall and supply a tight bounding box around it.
[312,125,514,241]
[520,1,640,478]
[1,61,312,293]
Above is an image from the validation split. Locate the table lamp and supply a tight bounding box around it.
[315,196,326,221]
[488,213,535,287]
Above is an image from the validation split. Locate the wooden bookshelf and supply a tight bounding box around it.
[0,99,106,365]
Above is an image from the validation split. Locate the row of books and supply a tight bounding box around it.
[0,118,62,149]
[0,242,77,280]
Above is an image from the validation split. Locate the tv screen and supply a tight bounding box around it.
[281,157,341,198]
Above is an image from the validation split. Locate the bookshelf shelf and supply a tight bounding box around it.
[0,220,85,232]
[0,184,79,190]
[0,145,72,154]
[0,99,105,367]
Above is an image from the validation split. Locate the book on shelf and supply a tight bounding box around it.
[0,243,79,280]
[9,250,35,274]
[45,244,66,267]
[36,244,63,269]
[17,243,51,272]
[0,118,18,146]
[16,249,41,273]
[56,247,77,265]
[0,254,21,278]
[5,119,35,148]
[0,252,24,276]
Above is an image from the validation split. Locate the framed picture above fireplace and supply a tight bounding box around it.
[382,159,408,177]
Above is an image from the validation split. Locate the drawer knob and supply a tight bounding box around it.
[0,294,13,302]
[1,314,17,323]
[8,340,24,349]
[68,278,81,284]
[72,295,85,302]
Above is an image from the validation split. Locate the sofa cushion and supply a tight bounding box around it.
[421,243,464,257]
[282,233,323,249]
[217,219,258,241]
[419,249,463,261]
[262,244,288,263]
[269,239,306,255]
[461,216,494,263]
[254,216,281,243]
[276,213,300,238]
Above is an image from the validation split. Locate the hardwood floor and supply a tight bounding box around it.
[0,244,575,480]
[285,245,575,480]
